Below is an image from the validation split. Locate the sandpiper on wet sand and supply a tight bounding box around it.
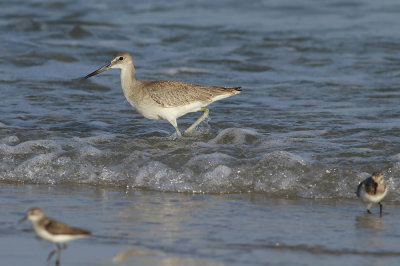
[357,172,387,216]
[20,208,90,266]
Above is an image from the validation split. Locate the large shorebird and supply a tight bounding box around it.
[20,208,90,265]
[356,172,388,216]
[84,52,241,137]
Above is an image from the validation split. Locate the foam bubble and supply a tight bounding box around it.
[203,165,232,186]
[2,135,19,145]
[14,153,57,183]
[54,156,72,166]
[209,128,259,145]
[0,139,61,155]
[263,151,307,166]
[251,151,308,195]
[185,152,237,171]
[133,161,176,187]
[78,146,103,157]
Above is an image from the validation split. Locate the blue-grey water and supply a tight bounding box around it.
[1,0,400,265]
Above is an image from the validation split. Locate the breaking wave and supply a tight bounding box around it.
[0,128,399,199]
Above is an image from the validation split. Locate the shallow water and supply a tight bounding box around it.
[4,184,400,266]
[1,0,400,265]
[1,0,399,198]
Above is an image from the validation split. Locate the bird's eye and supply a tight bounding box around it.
[119,57,124,61]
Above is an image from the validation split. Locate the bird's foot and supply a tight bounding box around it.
[183,129,194,136]
[168,131,182,140]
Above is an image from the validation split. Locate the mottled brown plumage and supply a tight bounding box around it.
[143,80,240,107]
[39,217,90,236]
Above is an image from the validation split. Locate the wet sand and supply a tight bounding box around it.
[2,183,400,266]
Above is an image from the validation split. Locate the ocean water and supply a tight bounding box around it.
[1,0,400,265]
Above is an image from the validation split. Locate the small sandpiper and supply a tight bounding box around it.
[20,208,90,265]
[84,52,241,137]
[356,172,387,216]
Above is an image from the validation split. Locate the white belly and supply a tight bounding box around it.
[134,101,206,121]
[33,224,84,243]
[359,188,387,204]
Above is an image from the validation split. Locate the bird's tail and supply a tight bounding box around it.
[224,86,242,94]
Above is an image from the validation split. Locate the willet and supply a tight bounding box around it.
[84,52,241,137]
[356,172,388,216]
[20,208,90,265]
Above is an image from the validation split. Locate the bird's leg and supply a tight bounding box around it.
[184,108,209,135]
[47,249,57,264]
[169,119,182,137]
[367,209,371,214]
[55,244,66,266]
[47,244,63,265]
[379,202,383,217]
[175,127,182,138]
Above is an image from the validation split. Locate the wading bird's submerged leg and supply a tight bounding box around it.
[169,119,182,137]
[184,108,209,135]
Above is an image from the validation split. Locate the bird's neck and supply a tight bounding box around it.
[32,220,44,234]
[120,64,137,97]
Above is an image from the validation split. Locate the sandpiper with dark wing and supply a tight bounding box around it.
[84,52,241,137]
[20,208,90,265]
[356,172,387,216]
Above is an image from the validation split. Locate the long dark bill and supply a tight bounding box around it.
[84,63,111,79]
